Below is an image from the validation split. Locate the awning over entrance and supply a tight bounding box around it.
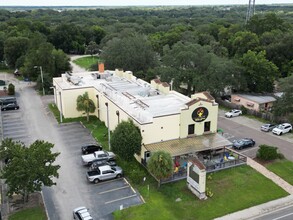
[144,133,232,157]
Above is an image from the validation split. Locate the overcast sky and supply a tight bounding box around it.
[1,0,293,6]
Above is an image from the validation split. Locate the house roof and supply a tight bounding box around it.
[144,133,232,157]
[234,94,276,104]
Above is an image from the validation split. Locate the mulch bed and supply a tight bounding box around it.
[9,192,45,214]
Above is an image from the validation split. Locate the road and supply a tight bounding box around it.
[218,114,293,161]
[254,205,293,220]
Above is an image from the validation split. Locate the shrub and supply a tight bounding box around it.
[8,83,15,95]
[240,105,248,115]
[257,144,280,161]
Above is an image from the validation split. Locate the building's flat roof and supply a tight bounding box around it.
[235,94,276,104]
[54,71,191,123]
[144,133,232,157]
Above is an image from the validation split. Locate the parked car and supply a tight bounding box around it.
[272,123,292,136]
[0,97,17,106]
[81,150,115,166]
[225,109,242,118]
[81,144,102,155]
[73,206,93,220]
[86,165,123,183]
[1,103,19,111]
[232,138,255,150]
[89,159,117,171]
[261,124,276,132]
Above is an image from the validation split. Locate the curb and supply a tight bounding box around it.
[41,191,50,220]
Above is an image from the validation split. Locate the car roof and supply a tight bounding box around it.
[94,150,106,154]
[99,165,112,171]
[73,206,87,213]
[281,123,291,126]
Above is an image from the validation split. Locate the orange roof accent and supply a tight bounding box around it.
[203,91,214,101]
[189,157,206,170]
[162,82,169,87]
[153,79,161,84]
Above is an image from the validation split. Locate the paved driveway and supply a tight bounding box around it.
[218,110,293,160]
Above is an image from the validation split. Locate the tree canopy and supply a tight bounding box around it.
[110,120,142,161]
[100,34,158,73]
[147,150,173,185]
[0,139,60,202]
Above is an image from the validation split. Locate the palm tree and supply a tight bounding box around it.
[76,92,96,122]
[147,151,173,187]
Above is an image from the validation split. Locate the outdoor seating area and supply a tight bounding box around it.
[160,147,247,184]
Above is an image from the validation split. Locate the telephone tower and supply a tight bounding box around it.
[246,0,255,24]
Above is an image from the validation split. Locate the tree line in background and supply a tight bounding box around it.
[0,5,293,118]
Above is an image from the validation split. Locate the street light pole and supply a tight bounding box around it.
[40,66,45,96]
[59,91,63,123]
[34,66,45,95]
[105,102,111,151]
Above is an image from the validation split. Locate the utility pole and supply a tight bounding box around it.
[246,0,255,24]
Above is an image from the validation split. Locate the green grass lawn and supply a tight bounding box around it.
[9,206,46,220]
[73,56,99,70]
[114,166,288,220]
[265,159,293,185]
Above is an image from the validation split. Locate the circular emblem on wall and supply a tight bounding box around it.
[192,107,209,122]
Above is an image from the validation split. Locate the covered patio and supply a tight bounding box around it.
[143,133,247,184]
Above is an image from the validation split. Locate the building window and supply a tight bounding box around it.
[204,121,211,132]
[188,124,195,135]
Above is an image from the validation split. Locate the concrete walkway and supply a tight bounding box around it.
[247,158,293,195]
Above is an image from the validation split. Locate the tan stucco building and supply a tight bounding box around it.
[231,94,276,112]
[53,67,231,164]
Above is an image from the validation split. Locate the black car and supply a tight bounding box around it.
[1,103,19,111]
[89,159,117,171]
[232,138,255,150]
[81,144,102,155]
[0,97,17,106]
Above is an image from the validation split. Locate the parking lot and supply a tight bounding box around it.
[46,119,143,219]
[1,108,31,145]
[0,88,143,219]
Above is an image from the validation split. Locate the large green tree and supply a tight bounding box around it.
[4,36,29,68]
[0,139,60,203]
[76,92,96,122]
[160,41,243,96]
[147,151,173,186]
[273,74,293,118]
[110,120,142,161]
[241,50,279,93]
[101,34,158,73]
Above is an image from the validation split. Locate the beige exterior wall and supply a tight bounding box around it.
[231,95,259,111]
[140,114,180,145]
[60,87,96,118]
[231,95,274,112]
[180,101,218,137]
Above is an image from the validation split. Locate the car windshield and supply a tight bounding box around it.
[276,125,283,129]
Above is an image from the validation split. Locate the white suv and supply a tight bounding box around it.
[272,123,292,136]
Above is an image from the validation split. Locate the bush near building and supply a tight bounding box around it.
[256,144,284,161]
[8,83,15,95]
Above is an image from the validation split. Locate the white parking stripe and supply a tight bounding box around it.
[124,178,136,194]
[105,194,138,204]
[272,212,293,220]
[98,186,130,194]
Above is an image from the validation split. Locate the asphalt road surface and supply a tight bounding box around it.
[218,115,293,161]
[254,205,293,220]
